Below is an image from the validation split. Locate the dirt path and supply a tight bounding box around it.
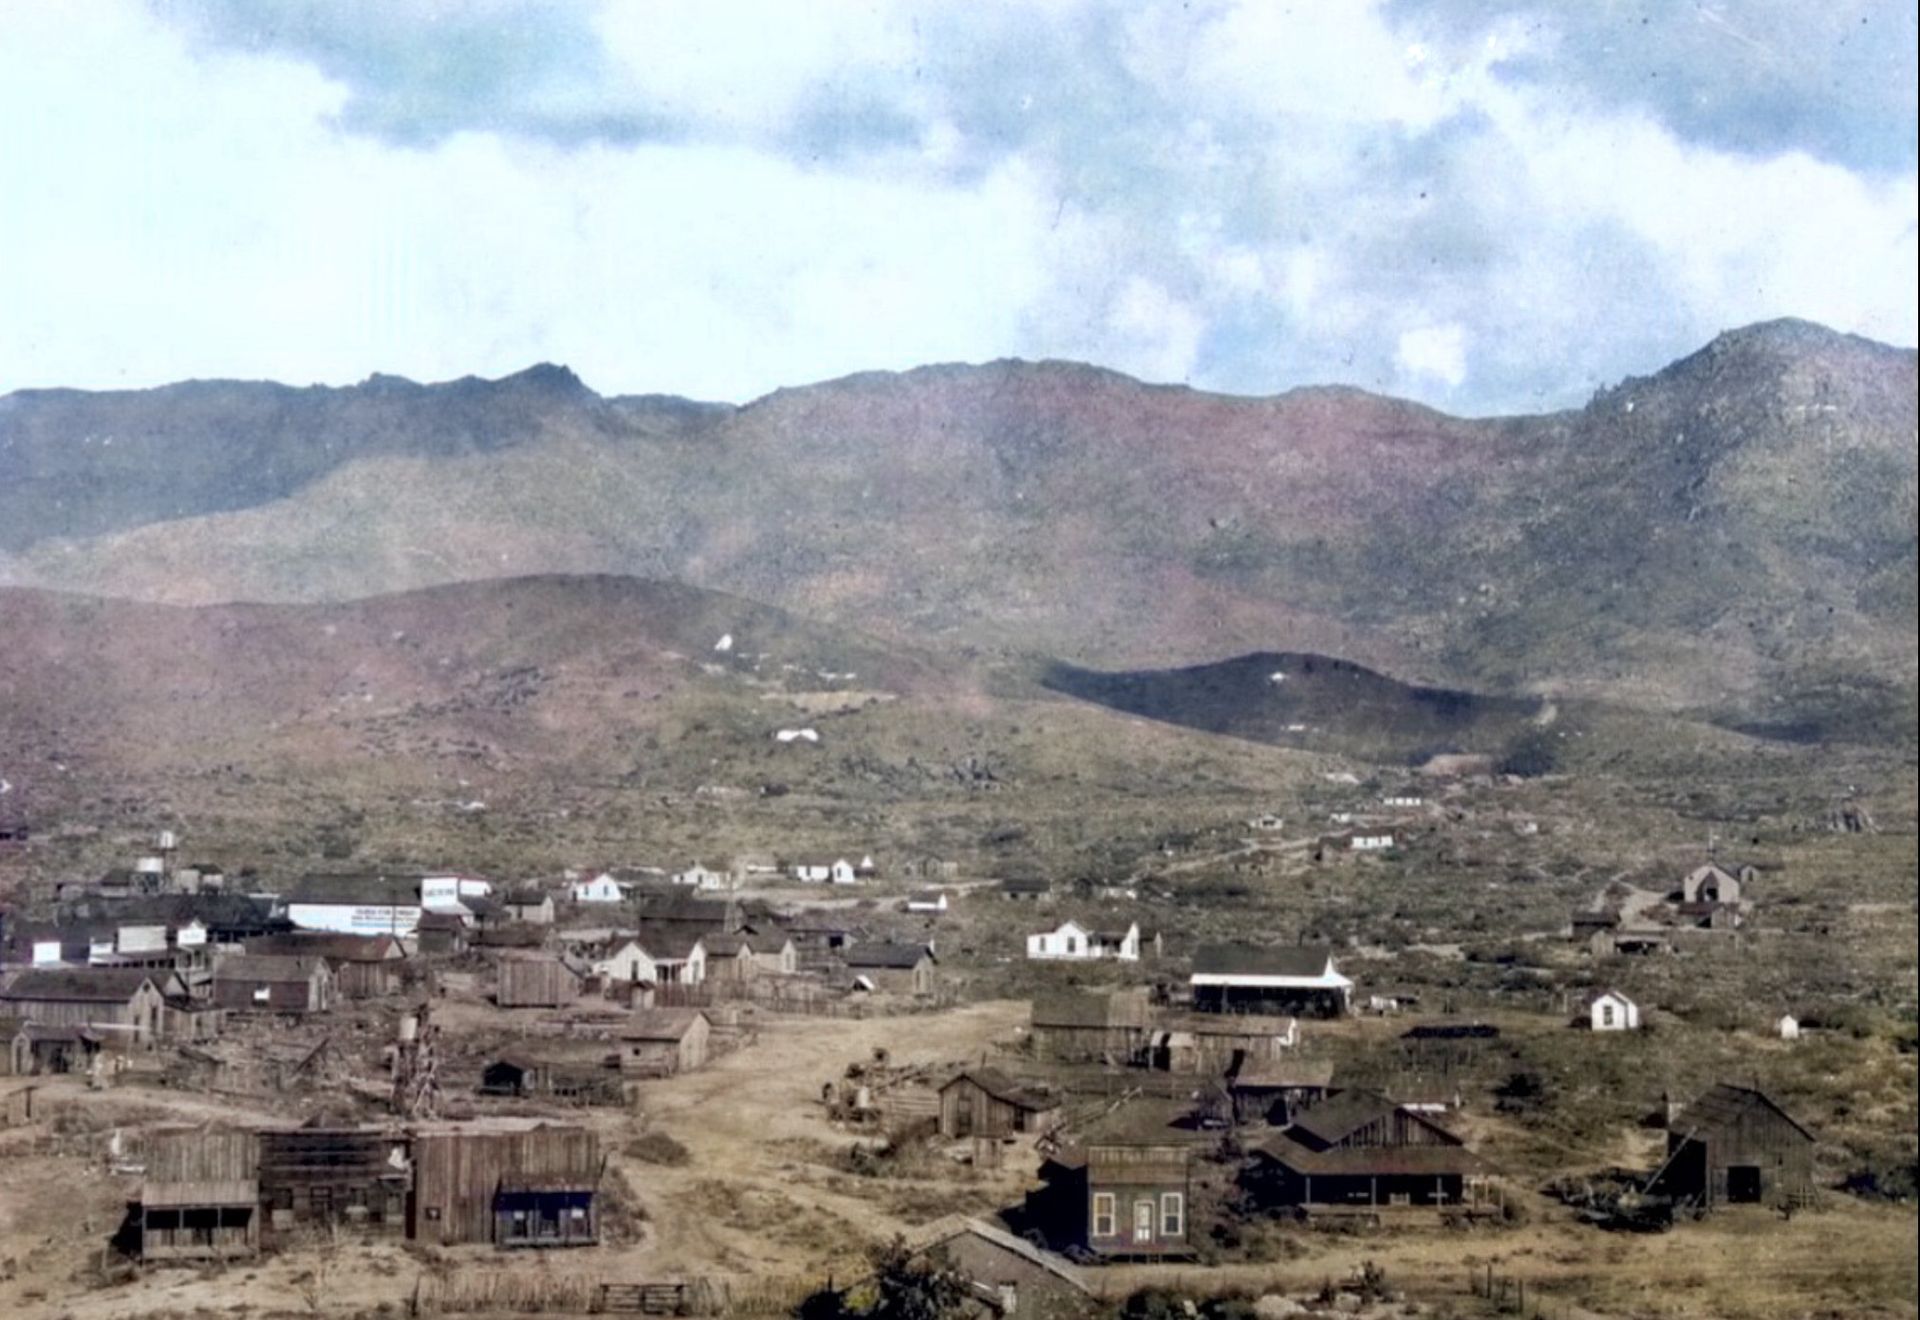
[591,999,1030,1278]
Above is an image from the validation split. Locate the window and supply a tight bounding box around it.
[1601,1003,1615,1027]
[1091,1192,1116,1238]
[1160,1192,1184,1238]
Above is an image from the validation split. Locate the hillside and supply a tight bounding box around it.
[2,321,1913,738]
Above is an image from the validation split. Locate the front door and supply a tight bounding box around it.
[1132,1199,1154,1245]
[1726,1166,1763,1203]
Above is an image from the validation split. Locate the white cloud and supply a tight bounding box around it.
[1395,323,1468,390]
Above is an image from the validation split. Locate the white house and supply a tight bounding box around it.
[593,931,708,986]
[1381,794,1424,809]
[570,873,628,903]
[1585,989,1641,1032]
[671,863,729,891]
[1349,832,1395,852]
[905,891,949,913]
[1247,814,1285,832]
[793,858,858,885]
[1025,920,1141,962]
[1776,1014,1801,1041]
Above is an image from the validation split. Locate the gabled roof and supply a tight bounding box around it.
[1231,1059,1335,1090]
[845,943,933,969]
[940,1067,1055,1111]
[246,932,406,963]
[1286,1089,1427,1147]
[1674,1083,1816,1145]
[1192,943,1337,979]
[1581,987,1636,1008]
[906,1216,1091,1296]
[702,933,752,956]
[214,954,329,984]
[1253,1134,1484,1178]
[621,1008,709,1041]
[0,967,162,1002]
[1030,988,1152,1030]
[630,924,707,959]
[742,931,795,955]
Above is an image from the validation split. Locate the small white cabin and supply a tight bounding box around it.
[1585,989,1640,1032]
[570,873,628,903]
[1776,1014,1801,1041]
[905,891,949,913]
[1026,920,1140,962]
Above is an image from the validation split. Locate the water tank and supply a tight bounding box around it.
[397,1014,418,1043]
[156,829,178,851]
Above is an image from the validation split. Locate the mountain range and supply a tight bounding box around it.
[2,319,1914,746]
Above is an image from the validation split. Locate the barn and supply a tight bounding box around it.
[1651,1084,1815,1209]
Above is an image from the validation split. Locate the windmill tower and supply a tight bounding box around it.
[390,1002,441,1120]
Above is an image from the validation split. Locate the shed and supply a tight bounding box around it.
[495,954,586,1009]
[618,1009,712,1076]
[938,1068,1060,1140]
[846,944,937,996]
[1229,1058,1335,1126]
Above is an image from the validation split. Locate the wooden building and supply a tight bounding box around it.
[1028,1102,1205,1261]
[2,1083,37,1128]
[257,1126,411,1239]
[901,1217,1093,1319]
[495,953,587,1008]
[409,1121,601,1247]
[211,954,336,1015]
[938,1068,1060,1140]
[137,1127,260,1262]
[846,943,937,996]
[1190,945,1353,1018]
[502,888,557,926]
[1029,988,1152,1064]
[1244,1090,1484,1209]
[617,1009,711,1076]
[7,1021,104,1075]
[246,932,408,998]
[1229,1059,1335,1126]
[0,967,170,1045]
[745,932,799,976]
[1152,1013,1298,1074]
[1000,877,1052,902]
[1651,1084,1815,1209]
[480,1054,627,1105]
[414,910,469,957]
[700,933,759,983]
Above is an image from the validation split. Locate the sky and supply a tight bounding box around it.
[0,1,1914,413]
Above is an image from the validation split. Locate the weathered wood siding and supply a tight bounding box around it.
[410,1126,601,1246]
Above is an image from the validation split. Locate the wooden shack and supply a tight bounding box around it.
[845,943,937,996]
[617,1009,711,1076]
[409,1121,601,1248]
[1029,988,1152,1064]
[1229,1059,1335,1126]
[495,954,586,1009]
[480,1054,627,1105]
[211,954,336,1014]
[938,1068,1060,1139]
[137,1128,260,1261]
[1652,1084,1815,1209]
[257,1126,411,1239]
[414,910,469,956]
